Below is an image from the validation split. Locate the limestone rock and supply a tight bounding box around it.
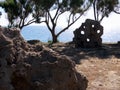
[0,27,88,90]
[73,19,103,48]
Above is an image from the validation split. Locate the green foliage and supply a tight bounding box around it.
[47,39,59,44]
[0,0,34,29]
[47,40,53,44]
[59,0,91,14]
[70,0,84,8]
[92,0,119,22]
[97,0,119,14]
[71,0,87,14]
[32,0,91,43]
[33,0,55,10]
[33,0,91,15]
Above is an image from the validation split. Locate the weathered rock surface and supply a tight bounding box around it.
[0,27,88,90]
[73,19,103,48]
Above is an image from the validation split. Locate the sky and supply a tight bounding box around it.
[0,4,120,42]
[0,6,120,31]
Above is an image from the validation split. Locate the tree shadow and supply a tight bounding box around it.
[52,43,120,64]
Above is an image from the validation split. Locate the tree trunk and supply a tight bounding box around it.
[50,26,58,43]
[93,0,97,21]
[52,34,58,43]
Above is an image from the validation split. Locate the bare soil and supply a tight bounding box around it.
[48,42,120,90]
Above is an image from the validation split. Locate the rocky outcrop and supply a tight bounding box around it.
[0,27,88,90]
[73,19,103,48]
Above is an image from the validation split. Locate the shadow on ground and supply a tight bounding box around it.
[49,43,120,64]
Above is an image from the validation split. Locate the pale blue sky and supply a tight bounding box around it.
[0,5,120,31]
[0,3,120,42]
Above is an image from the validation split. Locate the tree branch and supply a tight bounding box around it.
[57,14,82,37]
[113,10,120,14]
[55,11,65,24]
[67,13,72,26]
[93,0,97,20]
[56,2,91,37]
[45,12,52,32]
[18,18,23,28]
[47,10,54,24]
[99,14,105,23]
[53,4,60,20]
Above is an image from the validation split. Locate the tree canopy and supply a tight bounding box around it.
[0,0,120,43]
[32,0,92,43]
[0,0,35,29]
[92,0,120,22]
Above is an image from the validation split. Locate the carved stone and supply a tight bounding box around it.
[73,19,103,48]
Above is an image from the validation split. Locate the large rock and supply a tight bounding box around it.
[0,27,88,90]
[73,19,103,48]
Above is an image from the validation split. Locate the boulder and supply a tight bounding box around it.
[73,19,103,48]
[0,27,88,90]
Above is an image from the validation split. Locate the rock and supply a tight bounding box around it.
[0,27,88,90]
[27,40,41,45]
[73,19,103,48]
[117,41,120,45]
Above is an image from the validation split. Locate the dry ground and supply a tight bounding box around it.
[48,42,120,90]
[76,57,120,90]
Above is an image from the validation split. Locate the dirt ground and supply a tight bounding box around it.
[76,57,120,90]
[48,42,120,90]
